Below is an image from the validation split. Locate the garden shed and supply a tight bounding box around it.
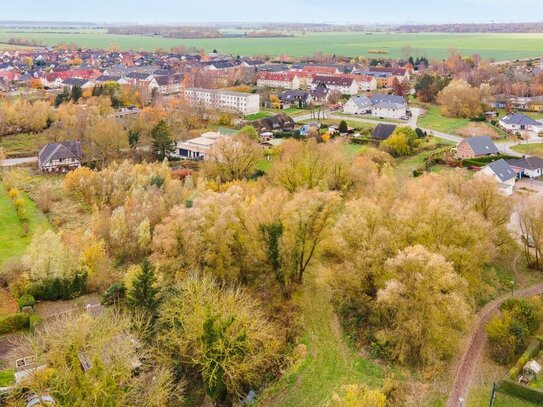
[523,360,542,381]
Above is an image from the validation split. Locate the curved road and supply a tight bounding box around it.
[447,279,543,407]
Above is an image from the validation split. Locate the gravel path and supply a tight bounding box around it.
[447,263,543,407]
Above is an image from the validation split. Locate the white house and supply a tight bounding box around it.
[184,88,260,115]
[175,131,227,160]
[508,157,543,179]
[370,95,407,119]
[343,94,407,119]
[499,113,542,132]
[343,96,373,115]
[479,159,518,196]
[311,75,359,95]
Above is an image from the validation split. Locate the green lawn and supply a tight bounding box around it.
[511,144,543,158]
[0,182,49,270]
[2,29,543,60]
[246,112,272,120]
[0,369,15,387]
[0,133,46,158]
[417,105,471,134]
[260,267,384,407]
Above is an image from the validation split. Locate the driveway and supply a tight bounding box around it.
[515,178,543,195]
[0,157,37,167]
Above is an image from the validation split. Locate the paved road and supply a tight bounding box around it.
[0,156,37,167]
[447,279,543,407]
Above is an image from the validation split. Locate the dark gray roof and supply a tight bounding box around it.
[347,95,372,109]
[62,78,90,87]
[465,136,499,156]
[501,113,540,126]
[369,94,406,105]
[487,159,516,182]
[38,141,82,166]
[279,90,310,102]
[372,124,397,141]
[508,156,543,170]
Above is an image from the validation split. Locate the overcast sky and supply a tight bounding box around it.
[3,0,543,24]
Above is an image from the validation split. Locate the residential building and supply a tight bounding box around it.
[38,141,83,172]
[251,114,296,133]
[455,136,500,159]
[184,88,260,115]
[279,90,312,107]
[371,123,397,141]
[343,94,407,119]
[257,72,300,89]
[508,156,543,179]
[500,113,542,132]
[149,74,184,95]
[175,131,226,160]
[343,95,373,115]
[479,159,517,196]
[310,75,358,95]
[61,77,94,90]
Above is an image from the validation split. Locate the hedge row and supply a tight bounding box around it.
[27,271,87,301]
[499,379,543,404]
[0,313,29,335]
[499,340,543,403]
[462,155,516,168]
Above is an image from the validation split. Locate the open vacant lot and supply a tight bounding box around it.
[1,29,543,60]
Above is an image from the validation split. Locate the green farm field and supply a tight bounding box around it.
[1,29,543,60]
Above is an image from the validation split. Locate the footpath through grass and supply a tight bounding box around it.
[0,182,49,270]
[261,267,383,407]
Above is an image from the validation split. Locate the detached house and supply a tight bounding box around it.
[508,156,543,179]
[479,159,517,196]
[455,136,500,159]
[279,90,312,107]
[38,141,83,172]
[499,114,542,133]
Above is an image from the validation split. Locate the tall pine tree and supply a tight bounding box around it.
[151,119,175,160]
[127,258,159,313]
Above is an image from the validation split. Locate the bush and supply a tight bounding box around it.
[29,314,42,331]
[462,155,516,168]
[27,270,88,301]
[101,282,126,306]
[17,294,35,310]
[499,378,543,404]
[0,313,30,334]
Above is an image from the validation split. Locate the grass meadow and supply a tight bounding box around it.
[1,29,543,60]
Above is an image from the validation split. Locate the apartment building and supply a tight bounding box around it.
[184,88,260,115]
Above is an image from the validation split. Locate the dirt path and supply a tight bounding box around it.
[446,279,543,407]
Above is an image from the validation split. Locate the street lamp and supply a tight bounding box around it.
[511,280,515,297]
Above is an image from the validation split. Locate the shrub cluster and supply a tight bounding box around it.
[27,270,88,301]
[7,188,29,231]
[0,313,30,335]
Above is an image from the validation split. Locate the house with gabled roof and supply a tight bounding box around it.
[455,136,500,159]
[372,124,397,141]
[508,156,543,179]
[479,159,518,196]
[38,141,83,173]
[499,113,542,132]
